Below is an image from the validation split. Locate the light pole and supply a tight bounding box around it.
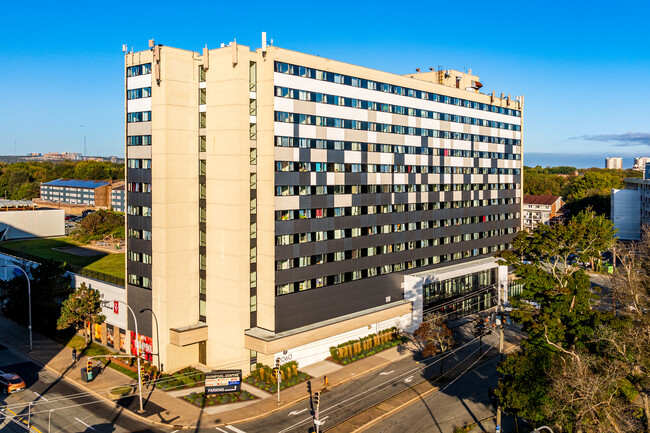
[534,427,555,433]
[140,308,160,371]
[1,264,32,352]
[80,124,86,157]
[115,301,144,412]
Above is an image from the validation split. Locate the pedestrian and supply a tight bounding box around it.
[72,348,77,363]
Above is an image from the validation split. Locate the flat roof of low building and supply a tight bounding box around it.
[524,195,563,205]
[42,179,110,189]
[0,199,36,209]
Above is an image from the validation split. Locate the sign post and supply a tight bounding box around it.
[205,370,242,395]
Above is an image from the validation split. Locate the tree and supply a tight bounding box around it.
[494,210,638,431]
[57,283,106,345]
[413,313,455,375]
[0,260,72,334]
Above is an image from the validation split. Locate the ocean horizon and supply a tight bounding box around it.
[524,152,644,170]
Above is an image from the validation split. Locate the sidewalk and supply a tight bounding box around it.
[0,315,418,429]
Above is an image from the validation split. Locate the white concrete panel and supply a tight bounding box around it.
[274,196,300,210]
[326,127,345,140]
[344,151,362,163]
[127,74,151,90]
[71,275,128,329]
[334,194,352,208]
[127,146,151,159]
[127,98,151,113]
[273,97,295,112]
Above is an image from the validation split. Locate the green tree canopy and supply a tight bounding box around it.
[57,282,106,345]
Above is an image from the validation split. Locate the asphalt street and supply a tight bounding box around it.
[231,332,501,433]
[369,355,516,433]
[0,342,164,433]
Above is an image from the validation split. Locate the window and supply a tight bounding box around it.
[199,66,206,82]
[127,135,151,146]
[127,87,152,99]
[127,111,151,123]
[199,135,206,152]
[199,112,206,128]
[199,88,206,105]
[127,63,151,77]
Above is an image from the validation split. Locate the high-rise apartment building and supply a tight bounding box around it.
[124,39,523,373]
[606,157,623,170]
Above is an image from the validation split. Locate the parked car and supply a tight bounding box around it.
[0,370,26,394]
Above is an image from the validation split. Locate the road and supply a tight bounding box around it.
[367,356,516,433]
[0,342,164,433]
[231,331,502,433]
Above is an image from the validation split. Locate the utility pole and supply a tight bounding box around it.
[314,391,321,433]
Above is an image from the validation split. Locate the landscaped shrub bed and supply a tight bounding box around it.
[183,390,256,407]
[156,367,205,391]
[329,327,403,365]
[244,361,309,393]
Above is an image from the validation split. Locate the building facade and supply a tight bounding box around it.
[40,179,110,206]
[111,183,126,212]
[612,175,650,240]
[124,41,523,373]
[523,194,564,231]
[606,157,623,170]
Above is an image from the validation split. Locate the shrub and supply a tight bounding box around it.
[111,386,132,396]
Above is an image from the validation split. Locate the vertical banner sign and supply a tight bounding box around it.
[129,332,154,361]
[113,301,119,314]
[204,370,242,395]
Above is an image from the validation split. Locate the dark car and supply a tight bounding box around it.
[0,370,26,394]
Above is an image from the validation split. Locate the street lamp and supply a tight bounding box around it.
[114,301,144,412]
[1,264,32,352]
[140,308,160,371]
[533,427,554,433]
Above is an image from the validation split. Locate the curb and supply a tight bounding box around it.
[211,345,418,428]
[0,333,418,431]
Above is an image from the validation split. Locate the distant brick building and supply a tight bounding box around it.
[40,179,125,210]
[523,195,565,231]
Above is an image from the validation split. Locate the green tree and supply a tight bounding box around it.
[494,210,637,431]
[57,282,106,345]
[0,260,72,334]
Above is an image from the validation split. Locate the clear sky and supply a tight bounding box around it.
[1,0,649,168]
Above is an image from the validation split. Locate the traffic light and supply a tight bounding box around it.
[275,358,280,368]
[140,365,145,378]
[307,380,312,395]
[86,360,92,374]
[313,391,320,406]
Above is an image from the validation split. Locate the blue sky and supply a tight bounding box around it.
[1,0,649,168]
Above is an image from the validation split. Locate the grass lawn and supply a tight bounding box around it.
[2,237,124,278]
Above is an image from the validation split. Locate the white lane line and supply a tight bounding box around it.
[379,370,394,376]
[225,425,247,433]
[315,415,329,425]
[33,391,48,401]
[75,417,96,431]
[214,428,228,432]
[171,431,180,433]
[288,408,309,416]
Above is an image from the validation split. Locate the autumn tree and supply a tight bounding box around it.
[413,312,455,375]
[57,283,106,345]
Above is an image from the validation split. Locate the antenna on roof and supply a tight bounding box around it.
[122,44,128,53]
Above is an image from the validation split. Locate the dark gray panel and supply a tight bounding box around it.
[126,283,153,337]
[274,273,404,332]
[127,168,152,183]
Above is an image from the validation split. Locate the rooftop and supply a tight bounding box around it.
[42,179,110,189]
[524,195,563,206]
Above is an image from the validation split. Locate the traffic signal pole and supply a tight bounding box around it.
[496,283,505,432]
[275,358,281,404]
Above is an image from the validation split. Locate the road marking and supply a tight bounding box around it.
[75,417,96,431]
[404,376,413,383]
[33,391,48,401]
[214,428,228,432]
[225,426,247,433]
[379,370,394,376]
[171,431,179,433]
[314,416,329,426]
[5,407,43,432]
[288,408,308,416]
